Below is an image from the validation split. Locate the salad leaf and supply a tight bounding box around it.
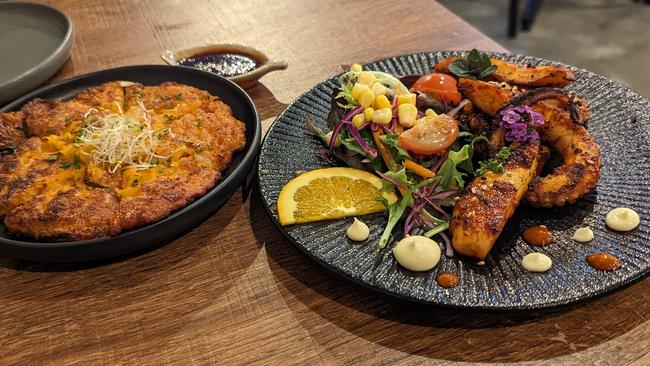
[332,149,369,170]
[435,133,491,189]
[336,73,358,110]
[339,137,383,171]
[305,114,327,144]
[379,134,412,162]
[306,115,371,170]
[421,209,448,226]
[380,168,414,192]
[340,129,375,157]
[399,74,423,89]
[370,71,410,96]
[424,221,449,238]
[327,88,347,129]
[376,191,414,248]
[437,144,472,189]
[448,49,498,80]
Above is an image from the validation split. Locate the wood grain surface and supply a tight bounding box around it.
[1,1,648,365]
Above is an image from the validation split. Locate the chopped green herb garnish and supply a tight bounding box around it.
[175,93,182,100]
[475,146,514,176]
[60,155,81,170]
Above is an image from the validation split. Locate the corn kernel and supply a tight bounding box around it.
[324,131,341,147]
[357,71,376,86]
[372,107,393,125]
[350,63,362,73]
[357,88,375,108]
[351,83,368,100]
[398,104,419,127]
[373,95,392,110]
[398,93,417,106]
[425,108,437,116]
[364,107,375,121]
[371,82,386,96]
[352,113,366,128]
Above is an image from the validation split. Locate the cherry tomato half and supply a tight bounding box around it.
[398,114,459,155]
[410,73,462,106]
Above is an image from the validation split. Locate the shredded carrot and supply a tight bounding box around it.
[404,159,436,178]
[372,130,395,171]
[372,129,407,195]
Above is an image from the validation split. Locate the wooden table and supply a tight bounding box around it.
[2,1,649,364]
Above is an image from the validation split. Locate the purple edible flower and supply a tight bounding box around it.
[499,104,544,144]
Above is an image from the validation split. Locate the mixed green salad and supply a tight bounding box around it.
[304,50,529,256]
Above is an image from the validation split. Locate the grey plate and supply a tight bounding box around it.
[0,2,74,105]
[257,51,650,310]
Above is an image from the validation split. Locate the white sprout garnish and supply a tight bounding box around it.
[76,101,172,173]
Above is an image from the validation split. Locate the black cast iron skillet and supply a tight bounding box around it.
[0,65,261,262]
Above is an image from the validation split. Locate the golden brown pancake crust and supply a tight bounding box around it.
[0,81,246,241]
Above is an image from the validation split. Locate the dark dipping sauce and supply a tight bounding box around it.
[436,272,460,289]
[587,252,620,271]
[522,225,554,246]
[179,53,258,77]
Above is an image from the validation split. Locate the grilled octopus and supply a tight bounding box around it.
[451,142,540,260]
[435,56,576,87]
[458,78,601,207]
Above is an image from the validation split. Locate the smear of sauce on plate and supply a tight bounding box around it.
[586,252,620,271]
[436,272,459,288]
[522,225,554,246]
[179,52,258,77]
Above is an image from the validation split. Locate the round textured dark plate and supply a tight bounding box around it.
[0,65,261,262]
[0,2,74,105]
[258,51,650,310]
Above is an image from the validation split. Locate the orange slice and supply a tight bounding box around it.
[277,167,398,226]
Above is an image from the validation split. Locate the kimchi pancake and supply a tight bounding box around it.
[0,81,246,241]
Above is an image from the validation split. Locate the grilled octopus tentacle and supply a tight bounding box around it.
[458,78,601,207]
[499,87,587,125]
[451,142,540,260]
[525,102,600,207]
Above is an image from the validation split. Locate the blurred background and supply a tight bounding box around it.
[439,0,650,98]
